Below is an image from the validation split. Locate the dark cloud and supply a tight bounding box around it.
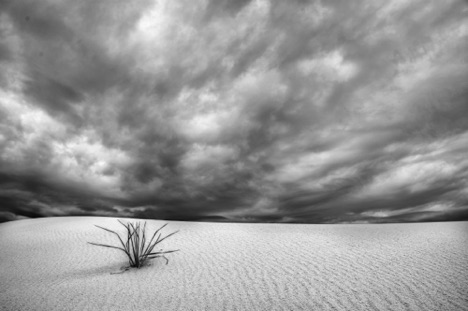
[0,171,119,220]
[1,0,467,223]
[0,42,11,62]
[205,0,253,17]
[24,70,84,125]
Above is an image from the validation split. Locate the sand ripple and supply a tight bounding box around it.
[1,217,467,310]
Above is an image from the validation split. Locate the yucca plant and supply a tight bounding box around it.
[88,220,179,272]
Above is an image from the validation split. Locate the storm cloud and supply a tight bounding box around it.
[1,0,468,223]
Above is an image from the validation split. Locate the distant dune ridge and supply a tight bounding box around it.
[0,217,467,311]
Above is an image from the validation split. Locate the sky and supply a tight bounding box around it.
[0,0,467,224]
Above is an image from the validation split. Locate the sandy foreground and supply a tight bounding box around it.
[0,217,467,311]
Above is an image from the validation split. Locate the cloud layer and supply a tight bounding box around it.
[1,0,468,223]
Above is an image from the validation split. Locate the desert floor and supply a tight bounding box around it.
[0,217,467,310]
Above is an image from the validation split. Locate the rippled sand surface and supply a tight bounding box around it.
[1,217,467,310]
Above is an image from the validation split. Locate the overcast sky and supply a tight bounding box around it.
[0,0,467,223]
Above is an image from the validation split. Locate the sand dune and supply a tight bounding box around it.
[0,217,467,311]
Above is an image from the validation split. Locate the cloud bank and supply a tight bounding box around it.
[1,0,468,223]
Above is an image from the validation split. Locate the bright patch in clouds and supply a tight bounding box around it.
[0,0,467,223]
[298,50,359,81]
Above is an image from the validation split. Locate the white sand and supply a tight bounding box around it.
[0,217,467,311]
